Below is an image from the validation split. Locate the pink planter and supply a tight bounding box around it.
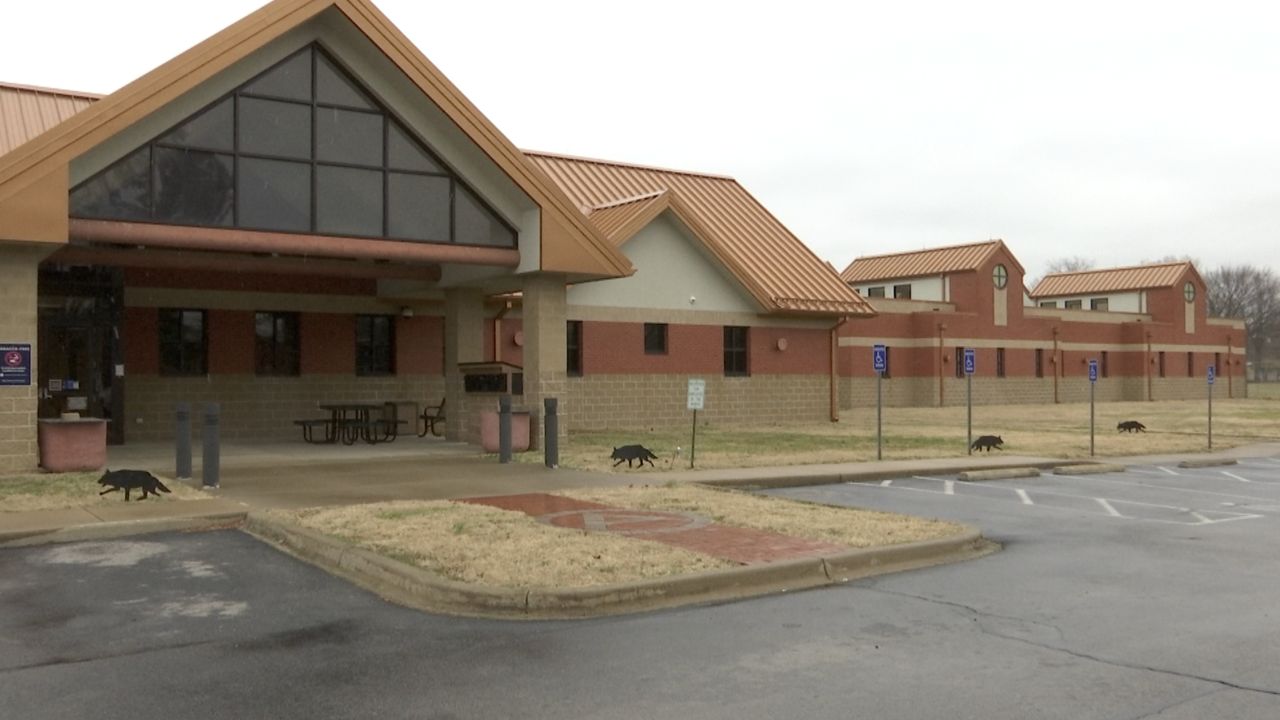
[38,419,108,472]
[479,410,530,453]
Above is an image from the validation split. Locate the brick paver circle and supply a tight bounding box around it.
[538,509,712,536]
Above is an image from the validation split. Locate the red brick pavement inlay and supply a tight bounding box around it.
[460,493,847,565]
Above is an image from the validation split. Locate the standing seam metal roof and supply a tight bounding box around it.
[840,240,1014,283]
[1029,262,1192,297]
[0,82,100,157]
[527,151,874,316]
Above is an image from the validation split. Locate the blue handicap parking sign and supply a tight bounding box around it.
[1208,365,1216,385]
[872,345,886,373]
[1088,359,1098,383]
[963,348,976,375]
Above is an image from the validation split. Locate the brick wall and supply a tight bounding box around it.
[566,374,831,429]
[0,247,43,473]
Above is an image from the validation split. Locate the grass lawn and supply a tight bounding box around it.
[0,471,208,512]
[534,397,1280,472]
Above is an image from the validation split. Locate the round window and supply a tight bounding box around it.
[992,264,1009,289]
[1184,282,1196,303]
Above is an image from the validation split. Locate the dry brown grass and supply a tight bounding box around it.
[0,471,208,512]
[274,500,732,590]
[541,397,1280,472]
[562,484,965,548]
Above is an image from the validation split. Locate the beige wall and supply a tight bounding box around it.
[0,245,49,472]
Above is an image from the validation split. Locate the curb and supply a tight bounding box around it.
[957,467,1041,481]
[244,512,996,620]
[1177,458,1239,469]
[0,511,248,548]
[1054,464,1126,476]
[697,462,1083,490]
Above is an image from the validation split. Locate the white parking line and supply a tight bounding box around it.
[1128,468,1167,476]
[1222,471,1253,483]
[1015,488,1034,505]
[1096,498,1124,517]
[1158,466,1180,476]
[944,480,955,496]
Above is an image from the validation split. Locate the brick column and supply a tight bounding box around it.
[521,273,568,449]
[444,288,484,443]
[0,245,50,473]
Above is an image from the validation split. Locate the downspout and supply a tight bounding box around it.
[1052,326,1061,404]
[1145,331,1153,402]
[830,316,850,422]
[1227,334,1234,399]
[937,322,947,407]
[492,300,513,364]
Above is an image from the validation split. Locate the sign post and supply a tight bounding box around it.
[873,345,886,460]
[964,348,976,455]
[1207,365,1215,450]
[1088,359,1099,457]
[687,378,705,469]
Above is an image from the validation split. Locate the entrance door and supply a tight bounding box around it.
[37,267,124,444]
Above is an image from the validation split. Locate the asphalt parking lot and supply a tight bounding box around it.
[4,457,1280,719]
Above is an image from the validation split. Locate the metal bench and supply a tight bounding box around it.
[293,418,335,444]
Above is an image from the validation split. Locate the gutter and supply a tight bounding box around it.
[829,316,850,422]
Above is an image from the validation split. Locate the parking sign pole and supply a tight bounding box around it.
[877,371,883,460]
[964,348,975,456]
[1208,366,1214,450]
[1088,359,1098,457]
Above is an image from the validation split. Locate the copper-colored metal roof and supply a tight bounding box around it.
[840,240,1010,283]
[1030,262,1191,298]
[0,82,100,156]
[528,151,874,317]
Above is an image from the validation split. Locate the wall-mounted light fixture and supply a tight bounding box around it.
[400,306,414,318]
[776,338,788,351]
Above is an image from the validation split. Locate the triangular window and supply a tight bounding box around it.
[70,44,516,248]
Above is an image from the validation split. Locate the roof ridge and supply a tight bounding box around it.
[1040,260,1189,279]
[851,239,1002,263]
[589,189,667,212]
[523,149,736,181]
[0,81,104,100]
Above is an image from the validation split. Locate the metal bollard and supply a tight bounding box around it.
[175,403,192,479]
[544,397,559,469]
[498,395,512,464]
[202,403,220,488]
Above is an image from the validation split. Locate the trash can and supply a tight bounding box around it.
[479,410,530,453]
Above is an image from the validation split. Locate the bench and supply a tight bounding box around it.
[418,398,446,437]
[337,417,408,445]
[293,418,336,444]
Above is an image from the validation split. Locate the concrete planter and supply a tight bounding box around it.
[37,418,108,472]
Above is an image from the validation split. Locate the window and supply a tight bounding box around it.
[1187,352,1195,378]
[69,44,516,248]
[1101,351,1109,378]
[1184,282,1196,303]
[866,286,886,298]
[643,323,668,355]
[254,312,299,376]
[1039,300,1057,308]
[158,308,206,376]
[955,347,965,379]
[1064,299,1083,309]
[992,264,1009,289]
[724,326,749,376]
[996,348,1006,378]
[1159,351,1166,378]
[893,284,912,299]
[1035,348,1044,378]
[355,315,394,376]
[1090,298,1109,311]
[566,321,582,377]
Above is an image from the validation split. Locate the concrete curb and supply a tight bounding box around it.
[244,512,996,620]
[0,511,247,548]
[1054,464,1126,476]
[957,467,1041,481]
[1177,458,1239,468]
[696,462,1085,490]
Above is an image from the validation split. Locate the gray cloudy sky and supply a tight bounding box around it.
[5,0,1277,282]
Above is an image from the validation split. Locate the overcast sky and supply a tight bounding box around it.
[5,0,1277,282]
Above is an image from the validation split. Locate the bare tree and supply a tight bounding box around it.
[1043,256,1096,275]
[1204,264,1280,379]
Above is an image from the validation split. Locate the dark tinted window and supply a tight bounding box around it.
[644,323,667,355]
[866,286,885,298]
[254,312,300,376]
[238,97,312,159]
[724,326,748,376]
[69,147,151,221]
[955,347,965,379]
[316,53,375,109]
[893,284,912,299]
[316,166,382,237]
[315,108,383,166]
[153,148,234,226]
[566,321,583,377]
[387,122,444,173]
[455,184,514,246]
[158,308,206,376]
[242,48,312,101]
[996,348,1006,378]
[356,315,394,376]
[159,97,233,151]
[387,173,451,242]
[238,158,310,231]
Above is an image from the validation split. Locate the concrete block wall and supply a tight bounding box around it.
[123,374,444,442]
[566,374,831,429]
[0,247,43,474]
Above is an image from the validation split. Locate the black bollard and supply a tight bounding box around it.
[202,403,220,488]
[544,397,558,469]
[498,395,512,464]
[175,403,192,479]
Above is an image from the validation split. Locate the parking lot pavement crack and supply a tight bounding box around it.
[0,638,222,675]
[863,587,1280,699]
[1123,687,1229,720]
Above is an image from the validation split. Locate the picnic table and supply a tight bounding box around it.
[294,402,407,445]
